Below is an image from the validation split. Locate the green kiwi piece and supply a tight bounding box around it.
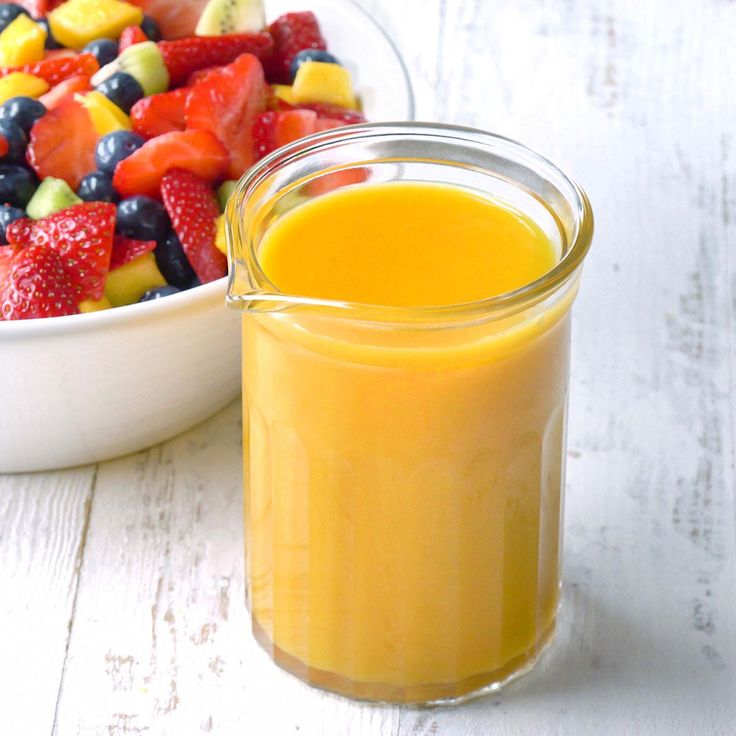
[26,177,82,219]
[195,0,265,35]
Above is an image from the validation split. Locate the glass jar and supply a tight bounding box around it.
[226,123,593,704]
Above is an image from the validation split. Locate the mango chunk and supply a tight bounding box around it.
[104,252,166,306]
[291,62,356,109]
[48,0,143,51]
[79,296,112,313]
[77,91,131,135]
[0,72,49,105]
[0,15,46,67]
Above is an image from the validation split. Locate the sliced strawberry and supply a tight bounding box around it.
[314,118,348,132]
[7,203,116,302]
[0,53,99,86]
[267,12,326,84]
[17,0,65,17]
[130,87,189,139]
[252,109,318,161]
[301,103,366,124]
[160,168,225,284]
[38,75,92,109]
[159,32,273,87]
[112,128,229,198]
[185,53,266,179]
[26,96,98,189]
[110,235,157,271]
[185,66,222,87]
[133,0,210,39]
[119,25,149,52]
[0,245,78,321]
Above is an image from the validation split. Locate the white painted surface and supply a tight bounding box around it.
[2,0,735,733]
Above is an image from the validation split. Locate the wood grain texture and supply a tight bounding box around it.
[2,0,736,734]
[0,469,95,735]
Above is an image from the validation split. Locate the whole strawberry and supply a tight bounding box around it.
[6,202,116,302]
[267,12,326,84]
[0,245,78,320]
[160,168,225,284]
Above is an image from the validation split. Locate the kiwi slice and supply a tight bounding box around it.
[26,177,82,219]
[195,0,265,35]
[216,180,238,213]
[92,41,169,97]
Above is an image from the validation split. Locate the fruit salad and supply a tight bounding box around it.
[0,0,366,320]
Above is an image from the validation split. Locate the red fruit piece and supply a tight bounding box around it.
[0,245,78,321]
[0,134,8,159]
[27,96,98,189]
[252,109,318,161]
[7,203,116,302]
[112,128,229,198]
[16,0,64,17]
[132,0,210,39]
[160,168,225,284]
[130,87,189,139]
[119,25,148,52]
[185,53,266,179]
[301,103,366,124]
[159,32,273,87]
[38,75,92,109]
[0,53,99,86]
[267,12,326,84]
[110,235,157,271]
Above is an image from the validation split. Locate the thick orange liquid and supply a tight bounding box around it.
[243,182,572,702]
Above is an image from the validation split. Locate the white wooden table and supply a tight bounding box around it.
[3,0,735,733]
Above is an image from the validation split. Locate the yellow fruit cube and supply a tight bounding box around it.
[271,84,295,106]
[104,253,167,307]
[0,15,46,67]
[215,214,227,256]
[0,72,49,105]
[48,0,143,51]
[79,296,112,313]
[291,62,356,109]
[76,91,131,135]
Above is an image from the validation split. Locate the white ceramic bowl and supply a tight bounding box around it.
[0,0,413,473]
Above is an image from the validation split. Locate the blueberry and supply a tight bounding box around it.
[0,119,27,164]
[140,15,161,42]
[290,49,340,82]
[34,17,61,49]
[95,72,143,115]
[83,38,119,67]
[154,230,196,289]
[139,285,181,301]
[77,171,118,203]
[95,130,144,174]
[0,203,25,244]
[0,96,45,134]
[116,196,169,242]
[0,4,28,33]
[0,164,37,208]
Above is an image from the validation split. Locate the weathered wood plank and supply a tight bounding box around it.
[0,469,95,735]
[22,0,736,734]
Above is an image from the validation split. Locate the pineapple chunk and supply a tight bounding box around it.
[79,296,112,313]
[291,62,356,109]
[0,73,49,106]
[77,91,131,135]
[0,15,46,67]
[48,0,143,51]
[215,214,227,255]
[271,84,295,106]
[104,253,167,306]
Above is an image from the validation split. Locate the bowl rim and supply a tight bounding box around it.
[0,0,415,340]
